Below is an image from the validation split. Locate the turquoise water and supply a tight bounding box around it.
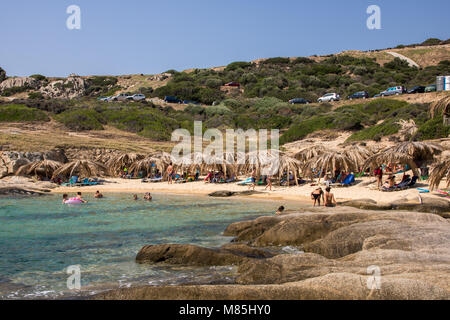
[0,193,301,299]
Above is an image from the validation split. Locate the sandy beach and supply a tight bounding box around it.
[51,176,444,206]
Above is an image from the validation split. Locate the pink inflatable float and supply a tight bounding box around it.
[64,197,84,204]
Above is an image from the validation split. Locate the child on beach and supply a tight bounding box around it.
[265,175,273,191]
[248,169,257,191]
[311,188,324,207]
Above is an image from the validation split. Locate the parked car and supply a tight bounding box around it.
[425,84,437,92]
[380,86,406,97]
[111,93,130,101]
[183,100,200,105]
[224,82,240,87]
[164,96,182,104]
[98,97,110,102]
[347,91,369,100]
[318,93,340,103]
[289,98,310,104]
[126,94,146,101]
[407,86,426,94]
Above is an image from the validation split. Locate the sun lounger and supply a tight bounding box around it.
[237,178,253,186]
[332,174,355,187]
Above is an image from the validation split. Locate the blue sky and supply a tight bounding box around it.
[1,0,449,76]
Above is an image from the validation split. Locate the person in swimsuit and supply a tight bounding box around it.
[133,194,138,200]
[144,192,152,201]
[248,169,257,191]
[62,194,68,204]
[276,206,285,215]
[167,163,174,184]
[311,187,324,207]
[265,175,273,191]
[94,191,103,198]
[324,187,337,207]
[76,192,88,203]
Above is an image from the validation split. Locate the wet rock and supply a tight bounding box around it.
[135,244,248,266]
[220,243,276,259]
[94,273,449,300]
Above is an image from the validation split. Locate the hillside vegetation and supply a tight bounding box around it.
[0,39,449,148]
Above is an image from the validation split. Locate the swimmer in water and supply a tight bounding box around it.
[62,194,68,204]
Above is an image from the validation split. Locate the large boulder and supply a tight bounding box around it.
[135,244,249,266]
[94,273,449,300]
[0,76,39,90]
[40,74,87,99]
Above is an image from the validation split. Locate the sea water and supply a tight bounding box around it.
[0,193,302,299]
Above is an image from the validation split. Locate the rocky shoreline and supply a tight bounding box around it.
[94,207,450,300]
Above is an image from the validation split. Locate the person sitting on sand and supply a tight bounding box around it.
[324,187,337,207]
[62,194,68,204]
[384,175,396,189]
[133,194,138,200]
[311,187,324,207]
[94,191,103,199]
[276,206,285,215]
[144,192,152,201]
[76,192,88,203]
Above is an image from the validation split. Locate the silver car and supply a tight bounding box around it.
[318,93,340,103]
[126,94,146,101]
[111,93,130,101]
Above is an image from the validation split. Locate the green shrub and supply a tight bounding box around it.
[0,104,49,122]
[1,86,30,97]
[416,117,450,140]
[55,108,105,131]
[30,74,46,81]
[28,92,44,100]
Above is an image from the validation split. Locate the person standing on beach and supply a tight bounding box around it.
[248,169,257,191]
[265,175,273,191]
[167,163,174,184]
[311,188,324,207]
[374,166,383,190]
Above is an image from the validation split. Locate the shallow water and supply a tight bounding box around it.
[0,192,304,299]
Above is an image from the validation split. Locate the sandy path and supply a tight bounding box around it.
[386,51,420,68]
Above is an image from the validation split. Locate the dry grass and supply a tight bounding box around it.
[0,122,175,153]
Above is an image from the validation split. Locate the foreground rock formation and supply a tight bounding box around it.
[95,208,450,300]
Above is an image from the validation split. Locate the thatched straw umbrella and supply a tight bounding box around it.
[276,153,302,186]
[106,153,145,176]
[342,144,374,172]
[362,150,419,177]
[303,151,357,183]
[129,156,165,177]
[429,159,450,190]
[293,145,327,163]
[52,160,107,179]
[390,141,443,166]
[16,160,63,178]
[430,96,450,119]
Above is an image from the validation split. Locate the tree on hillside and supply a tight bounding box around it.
[0,67,6,83]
